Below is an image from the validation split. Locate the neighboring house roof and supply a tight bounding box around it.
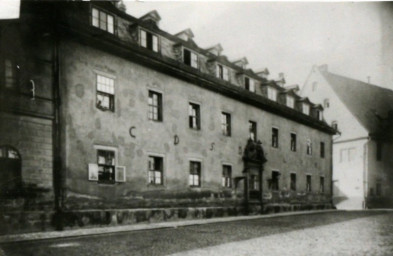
[320,69,393,134]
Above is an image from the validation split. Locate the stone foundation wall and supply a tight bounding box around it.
[0,202,333,235]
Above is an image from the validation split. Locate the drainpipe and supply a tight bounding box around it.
[52,4,63,230]
[363,137,370,209]
[330,137,334,207]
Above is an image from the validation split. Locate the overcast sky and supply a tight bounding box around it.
[0,1,390,89]
[125,1,388,89]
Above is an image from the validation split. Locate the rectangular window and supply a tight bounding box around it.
[183,48,198,68]
[189,161,201,187]
[316,110,322,121]
[148,156,163,185]
[287,96,294,108]
[217,64,229,81]
[377,142,382,161]
[332,121,338,130]
[221,112,231,136]
[320,176,325,193]
[189,103,200,130]
[270,171,280,191]
[290,173,296,191]
[140,29,159,52]
[272,128,279,148]
[148,90,162,121]
[222,165,232,188]
[267,87,277,101]
[306,175,312,192]
[250,174,259,190]
[4,59,18,89]
[323,98,330,108]
[96,75,115,112]
[303,103,310,115]
[320,142,325,158]
[245,77,255,92]
[97,150,115,183]
[306,139,312,155]
[92,7,114,34]
[340,148,356,162]
[290,133,297,152]
[249,121,257,141]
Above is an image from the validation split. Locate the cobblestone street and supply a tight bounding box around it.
[1,211,392,256]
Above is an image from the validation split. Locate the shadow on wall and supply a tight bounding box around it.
[332,182,349,206]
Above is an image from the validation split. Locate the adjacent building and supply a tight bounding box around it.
[302,65,393,209]
[0,1,335,233]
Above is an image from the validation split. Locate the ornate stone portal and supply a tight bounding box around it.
[241,139,267,214]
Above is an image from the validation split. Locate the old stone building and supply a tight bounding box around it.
[0,1,335,233]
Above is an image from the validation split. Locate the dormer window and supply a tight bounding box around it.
[183,48,198,69]
[323,98,330,108]
[267,87,277,101]
[286,96,295,108]
[217,64,229,81]
[140,29,159,52]
[92,7,114,34]
[332,121,338,130]
[245,77,255,92]
[303,103,310,115]
[316,109,323,121]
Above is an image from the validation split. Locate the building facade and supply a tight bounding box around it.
[302,65,393,209]
[0,1,335,233]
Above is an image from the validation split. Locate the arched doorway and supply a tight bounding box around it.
[0,145,22,197]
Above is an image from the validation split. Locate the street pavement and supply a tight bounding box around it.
[0,210,392,256]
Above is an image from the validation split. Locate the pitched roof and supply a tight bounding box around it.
[320,69,393,134]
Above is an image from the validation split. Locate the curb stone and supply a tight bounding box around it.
[0,209,348,243]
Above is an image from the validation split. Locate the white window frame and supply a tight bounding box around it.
[189,159,202,187]
[88,145,126,183]
[140,28,159,52]
[306,174,312,192]
[91,7,114,34]
[306,139,312,155]
[303,103,310,115]
[319,176,325,193]
[216,64,229,81]
[222,164,232,188]
[147,153,165,185]
[287,95,295,108]
[245,77,255,92]
[183,48,199,69]
[267,87,277,101]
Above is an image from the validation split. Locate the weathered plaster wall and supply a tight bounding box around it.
[367,140,393,208]
[60,40,332,209]
[302,67,368,141]
[0,113,53,208]
[332,139,367,209]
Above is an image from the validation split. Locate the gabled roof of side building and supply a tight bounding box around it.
[319,67,393,134]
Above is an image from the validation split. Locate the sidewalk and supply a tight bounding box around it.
[0,210,339,243]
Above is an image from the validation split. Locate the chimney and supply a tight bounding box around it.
[255,68,270,79]
[276,72,285,87]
